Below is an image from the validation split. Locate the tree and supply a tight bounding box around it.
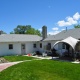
[10,31,14,34]
[10,25,41,36]
[2,31,6,34]
[74,24,80,28]
[0,30,6,34]
[26,27,41,36]
[14,25,28,34]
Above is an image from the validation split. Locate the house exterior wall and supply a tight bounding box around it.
[0,42,38,56]
[37,41,46,52]
[54,43,63,56]
[25,42,38,54]
[0,42,21,56]
[38,41,68,56]
[0,40,68,56]
[37,40,58,53]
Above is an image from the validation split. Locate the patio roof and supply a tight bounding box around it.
[53,36,80,50]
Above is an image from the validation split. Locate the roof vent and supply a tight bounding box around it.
[66,27,67,31]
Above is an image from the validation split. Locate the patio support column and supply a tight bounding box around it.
[73,50,76,61]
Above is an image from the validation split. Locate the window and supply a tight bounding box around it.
[21,44,25,49]
[40,43,42,48]
[62,43,65,49]
[48,43,51,49]
[47,43,51,50]
[33,44,36,48]
[9,44,13,49]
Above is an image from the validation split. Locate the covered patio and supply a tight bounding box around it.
[53,36,80,60]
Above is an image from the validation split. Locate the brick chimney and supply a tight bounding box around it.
[42,26,47,39]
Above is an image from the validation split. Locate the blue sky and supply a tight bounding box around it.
[0,0,80,34]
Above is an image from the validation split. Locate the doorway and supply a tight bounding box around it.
[21,44,26,54]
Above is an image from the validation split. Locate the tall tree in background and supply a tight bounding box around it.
[10,25,41,36]
[26,27,41,36]
[14,25,28,34]
[74,24,80,28]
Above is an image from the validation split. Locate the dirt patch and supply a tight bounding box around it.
[0,58,9,63]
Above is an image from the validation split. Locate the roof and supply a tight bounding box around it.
[0,34,42,42]
[53,36,80,50]
[44,28,80,41]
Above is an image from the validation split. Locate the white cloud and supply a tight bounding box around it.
[48,31,60,35]
[73,12,80,20]
[66,17,77,24]
[57,12,80,27]
[52,27,59,30]
[57,20,71,26]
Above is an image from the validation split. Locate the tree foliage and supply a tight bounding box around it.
[10,25,41,36]
[14,25,28,34]
[74,24,80,28]
[0,30,6,34]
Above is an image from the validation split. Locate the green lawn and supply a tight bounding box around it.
[3,55,36,62]
[0,60,80,80]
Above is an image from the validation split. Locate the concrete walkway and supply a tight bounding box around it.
[0,62,19,72]
[32,56,52,59]
[0,60,31,72]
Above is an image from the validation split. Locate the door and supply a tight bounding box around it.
[21,44,26,54]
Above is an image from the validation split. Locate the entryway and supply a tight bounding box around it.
[21,44,26,54]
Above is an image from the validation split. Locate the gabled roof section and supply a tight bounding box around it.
[44,28,80,41]
[0,34,42,42]
[43,35,55,41]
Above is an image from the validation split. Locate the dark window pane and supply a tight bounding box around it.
[22,44,25,49]
[9,44,13,49]
[40,43,42,48]
[47,43,51,50]
[33,44,36,48]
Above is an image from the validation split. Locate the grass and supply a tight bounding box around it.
[3,55,36,62]
[0,60,80,80]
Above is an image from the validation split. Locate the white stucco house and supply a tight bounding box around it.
[0,26,80,56]
[0,34,42,56]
